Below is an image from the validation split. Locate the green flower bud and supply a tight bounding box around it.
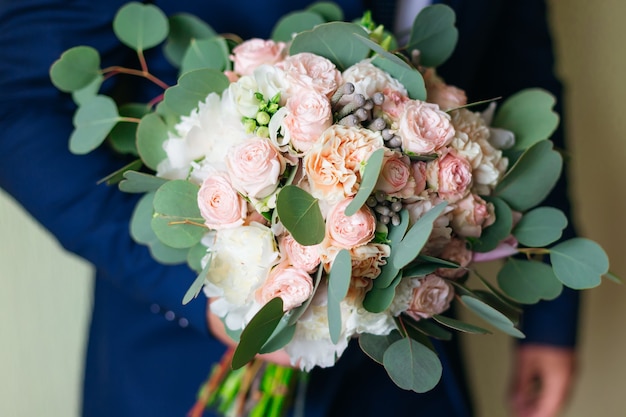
[256,111,271,126]
[256,126,270,138]
[243,118,257,134]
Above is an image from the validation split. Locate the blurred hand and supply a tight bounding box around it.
[206,304,294,367]
[509,344,576,417]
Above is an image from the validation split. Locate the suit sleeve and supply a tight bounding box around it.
[440,0,579,347]
[0,1,211,336]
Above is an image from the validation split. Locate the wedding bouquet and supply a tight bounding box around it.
[50,2,615,416]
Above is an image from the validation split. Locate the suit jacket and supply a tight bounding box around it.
[0,0,577,416]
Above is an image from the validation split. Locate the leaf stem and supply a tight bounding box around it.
[101,66,170,90]
[168,219,207,228]
[118,117,142,124]
[516,247,550,257]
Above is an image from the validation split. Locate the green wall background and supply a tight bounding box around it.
[1,1,625,416]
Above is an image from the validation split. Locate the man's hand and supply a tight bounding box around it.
[509,344,577,417]
[206,304,293,367]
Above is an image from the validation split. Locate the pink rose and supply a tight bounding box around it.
[231,38,286,76]
[223,70,240,83]
[283,89,333,153]
[424,69,467,111]
[398,100,455,154]
[381,87,409,121]
[426,150,472,202]
[437,238,472,279]
[406,274,454,320]
[304,125,384,204]
[325,198,376,249]
[226,138,286,200]
[197,173,247,230]
[256,262,313,311]
[278,52,342,98]
[279,233,321,273]
[411,161,427,195]
[451,194,495,238]
[375,151,415,198]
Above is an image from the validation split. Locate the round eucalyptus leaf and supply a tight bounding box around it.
[119,171,168,194]
[180,37,230,74]
[359,331,402,365]
[513,207,568,247]
[275,185,325,246]
[307,2,344,22]
[383,338,443,393]
[497,258,563,304]
[137,112,169,170]
[109,103,149,155]
[113,2,169,51]
[72,74,104,106]
[271,11,325,42]
[406,4,458,68]
[163,68,229,116]
[371,54,425,100]
[164,13,217,67]
[289,22,370,71]
[50,46,101,93]
[550,238,608,289]
[69,95,120,154]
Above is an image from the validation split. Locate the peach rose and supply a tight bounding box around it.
[279,233,321,273]
[283,89,333,153]
[231,38,286,76]
[304,125,384,204]
[424,68,467,111]
[437,238,472,279]
[398,100,455,154]
[226,138,286,200]
[450,194,495,238]
[278,52,342,98]
[351,243,390,279]
[407,274,454,320]
[256,262,313,311]
[426,150,472,202]
[197,173,247,230]
[325,198,376,250]
[375,151,415,198]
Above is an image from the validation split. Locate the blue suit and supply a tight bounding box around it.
[0,0,577,416]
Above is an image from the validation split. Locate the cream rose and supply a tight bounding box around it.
[406,274,454,320]
[450,194,495,238]
[341,59,407,98]
[225,75,261,118]
[304,125,384,204]
[350,243,390,279]
[279,233,321,273]
[437,238,472,279]
[283,89,333,152]
[426,150,473,202]
[226,138,285,200]
[325,198,376,250]
[256,262,314,311]
[197,173,247,230]
[398,100,455,154]
[375,151,415,198]
[231,38,286,76]
[278,52,342,98]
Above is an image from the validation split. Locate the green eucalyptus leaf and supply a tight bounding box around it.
[186,241,209,274]
[232,298,285,369]
[405,316,453,340]
[276,185,325,246]
[405,4,458,68]
[130,192,189,264]
[460,295,524,338]
[550,238,608,289]
[50,46,101,93]
[383,338,443,393]
[151,180,206,249]
[119,171,168,194]
[371,55,426,100]
[72,74,104,105]
[164,13,217,67]
[136,112,169,170]
[392,202,448,269]
[372,209,410,288]
[181,37,230,74]
[69,95,120,154]
[289,22,370,71]
[109,103,149,155]
[471,196,512,253]
[260,317,297,354]
[328,249,352,344]
[358,330,403,365]
[493,89,559,151]
[372,261,401,289]
[182,257,210,305]
[472,289,521,325]
[307,2,344,21]
[345,148,385,216]
[113,2,169,52]
[363,271,403,313]
[432,314,491,335]
[494,140,562,212]
[513,207,568,247]
[100,159,143,186]
[474,273,523,314]
[388,209,410,244]
[272,11,326,42]
[163,69,229,116]
[497,258,563,304]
